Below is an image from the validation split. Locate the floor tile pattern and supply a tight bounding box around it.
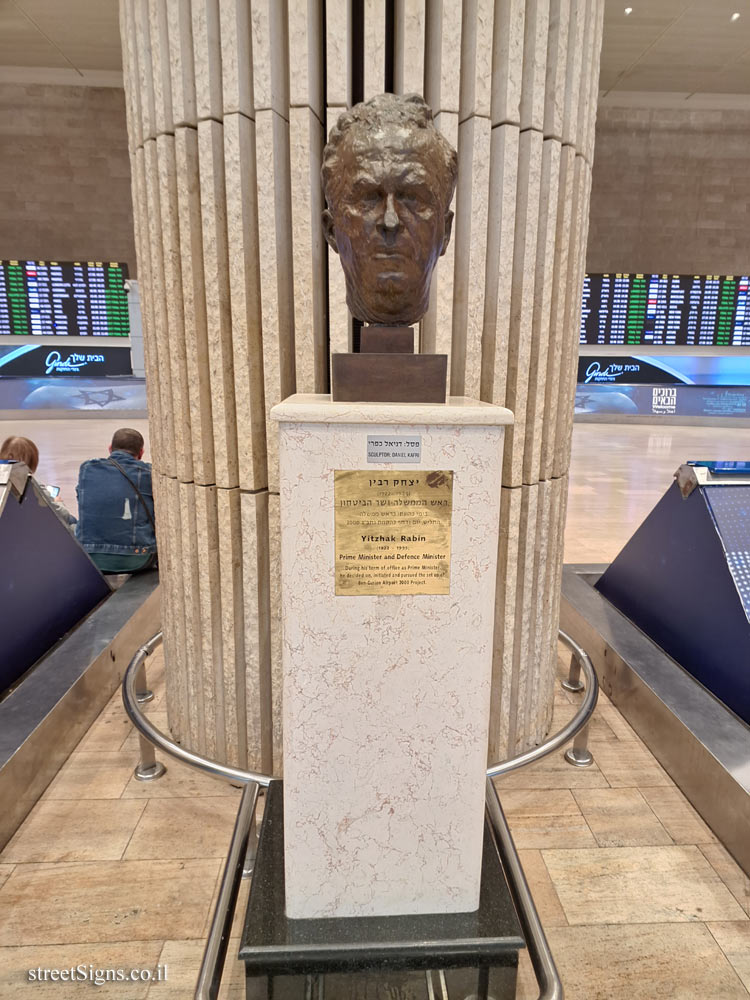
[0,420,748,997]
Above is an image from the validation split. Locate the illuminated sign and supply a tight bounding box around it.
[577,355,750,387]
[583,361,642,383]
[0,344,131,377]
[45,350,106,374]
[577,356,686,385]
[580,273,750,347]
[0,260,130,337]
[575,384,750,419]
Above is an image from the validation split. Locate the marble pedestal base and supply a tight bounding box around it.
[239,782,524,1000]
[272,395,512,919]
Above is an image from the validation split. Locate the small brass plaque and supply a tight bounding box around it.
[334,470,453,596]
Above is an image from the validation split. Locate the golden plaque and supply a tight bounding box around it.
[334,470,453,596]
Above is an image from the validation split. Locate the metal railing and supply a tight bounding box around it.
[486,630,598,779]
[121,632,272,789]
[482,629,598,1000]
[122,628,598,1000]
[196,780,259,1000]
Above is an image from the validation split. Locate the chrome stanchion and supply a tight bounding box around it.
[134,731,167,781]
[558,630,597,768]
[564,723,593,768]
[561,651,584,693]
[242,804,259,878]
[130,641,164,780]
[135,658,154,704]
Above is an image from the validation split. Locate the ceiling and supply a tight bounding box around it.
[0,0,748,105]
[0,0,122,86]
[599,0,750,106]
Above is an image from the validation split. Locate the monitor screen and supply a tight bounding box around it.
[0,260,130,337]
[580,273,750,347]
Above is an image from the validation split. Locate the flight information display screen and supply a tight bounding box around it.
[0,260,130,336]
[580,273,750,347]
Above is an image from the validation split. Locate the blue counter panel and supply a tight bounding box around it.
[704,486,750,623]
[595,481,750,726]
[0,480,110,693]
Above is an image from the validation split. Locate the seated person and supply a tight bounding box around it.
[75,428,157,573]
[0,434,76,528]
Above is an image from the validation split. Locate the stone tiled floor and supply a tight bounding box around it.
[1,420,749,997]
[1,644,747,998]
[510,675,750,998]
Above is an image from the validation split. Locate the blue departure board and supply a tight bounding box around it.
[580,273,750,347]
[0,260,130,337]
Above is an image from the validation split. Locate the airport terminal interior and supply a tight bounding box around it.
[1,2,750,999]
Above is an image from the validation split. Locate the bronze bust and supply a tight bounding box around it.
[321,94,458,327]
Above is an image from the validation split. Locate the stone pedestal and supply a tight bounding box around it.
[272,395,512,919]
[239,782,525,999]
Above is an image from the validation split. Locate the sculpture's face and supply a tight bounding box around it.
[323,132,453,325]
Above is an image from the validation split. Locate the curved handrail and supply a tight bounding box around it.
[485,778,563,1000]
[486,629,598,778]
[195,780,259,1000]
[481,628,597,1000]
[122,634,273,788]
[123,627,597,789]
[123,628,598,1000]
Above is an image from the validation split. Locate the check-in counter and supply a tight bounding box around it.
[0,462,111,694]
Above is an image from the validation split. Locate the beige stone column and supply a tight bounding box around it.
[119,0,604,770]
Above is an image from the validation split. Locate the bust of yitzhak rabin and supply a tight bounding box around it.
[321,93,458,327]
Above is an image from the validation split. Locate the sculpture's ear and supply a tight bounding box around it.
[323,209,339,254]
[440,210,454,256]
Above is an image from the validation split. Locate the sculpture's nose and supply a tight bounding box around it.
[382,192,400,232]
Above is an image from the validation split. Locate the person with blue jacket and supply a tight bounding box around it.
[75,427,157,573]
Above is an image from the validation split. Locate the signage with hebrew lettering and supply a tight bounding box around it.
[334,470,453,596]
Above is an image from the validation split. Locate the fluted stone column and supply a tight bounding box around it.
[119,0,604,770]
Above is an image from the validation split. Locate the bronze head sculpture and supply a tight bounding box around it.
[321,94,458,327]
